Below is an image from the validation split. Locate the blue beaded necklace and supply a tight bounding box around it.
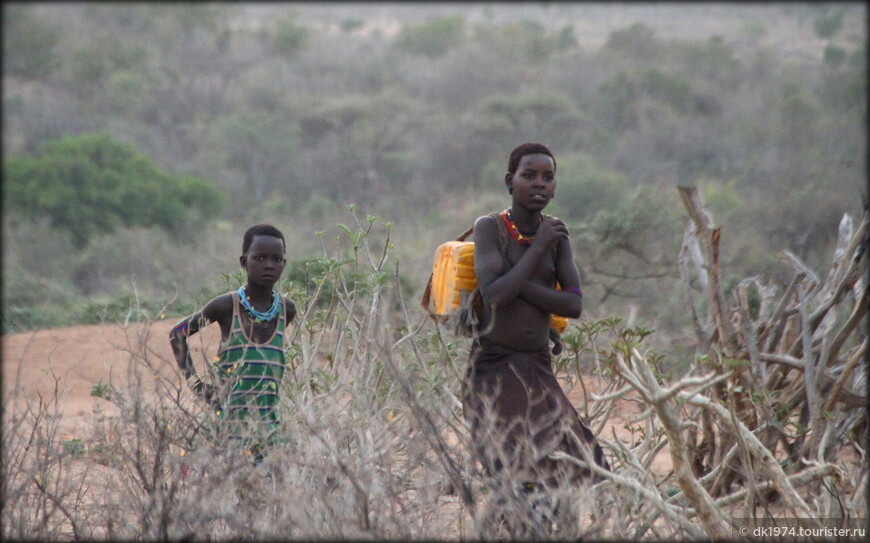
[237,285,280,322]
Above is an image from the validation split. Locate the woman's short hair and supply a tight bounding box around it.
[507,142,557,175]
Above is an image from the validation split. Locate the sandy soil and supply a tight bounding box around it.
[2,320,221,435]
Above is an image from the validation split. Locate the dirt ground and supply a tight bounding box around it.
[2,320,219,435]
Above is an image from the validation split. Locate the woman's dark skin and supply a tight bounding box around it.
[473,152,582,352]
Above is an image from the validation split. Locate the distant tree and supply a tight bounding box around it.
[269,15,309,60]
[603,22,661,61]
[103,69,159,114]
[557,25,578,50]
[823,45,847,68]
[813,9,844,39]
[298,88,424,207]
[479,90,580,141]
[340,18,365,33]
[641,68,693,113]
[132,3,242,131]
[416,111,510,193]
[766,83,840,260]
[595,72,640,132]
[63,35,150,100]
[3,4,61,79]
[577,184,682,303]
[737,20,768,43]
[546,153,631,222]
[141,3,234,45]
[512,19,562,61]
[470,20,569,64]
[3,133,227,247]
[819,46,866,114]
[394,15,465,58]
[675,36,741,90]
[210,111,302,203]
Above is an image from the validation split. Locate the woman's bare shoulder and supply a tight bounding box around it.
[474,213,499,231]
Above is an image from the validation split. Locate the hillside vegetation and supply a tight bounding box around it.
[2,3,866,351]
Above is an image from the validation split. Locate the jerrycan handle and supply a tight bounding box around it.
[455,225,474,242]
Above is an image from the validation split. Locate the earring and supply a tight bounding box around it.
[508,186,513,194]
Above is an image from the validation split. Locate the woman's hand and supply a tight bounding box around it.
[532,217,569,252]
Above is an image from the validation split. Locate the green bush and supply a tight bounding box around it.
[3,133,228,248]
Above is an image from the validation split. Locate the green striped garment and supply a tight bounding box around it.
[214,290,288,446]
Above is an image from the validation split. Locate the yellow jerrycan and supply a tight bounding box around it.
[427,240,569,334]
[427,241,476,316]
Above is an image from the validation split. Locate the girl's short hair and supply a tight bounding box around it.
[507,142,557,175]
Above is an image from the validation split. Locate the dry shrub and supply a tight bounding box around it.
[3,196,867,540]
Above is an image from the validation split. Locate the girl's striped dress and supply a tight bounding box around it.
[213,290,288,448]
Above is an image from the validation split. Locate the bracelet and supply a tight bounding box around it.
[172,320,190,337]
[186,374,203,391]
[563,286,583,296]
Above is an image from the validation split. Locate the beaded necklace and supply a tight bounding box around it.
[237,285,281,322]
[501,209,543,246]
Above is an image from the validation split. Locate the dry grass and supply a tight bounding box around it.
[3,199,867,540]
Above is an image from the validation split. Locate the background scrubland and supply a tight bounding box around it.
[2,3,868,540]
[3,2,866,347]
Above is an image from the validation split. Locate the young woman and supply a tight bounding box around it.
[462,143,609,496]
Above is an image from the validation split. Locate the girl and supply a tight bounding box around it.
[462,143,609,526]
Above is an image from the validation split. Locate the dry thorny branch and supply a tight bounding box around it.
[541,187,867,540]
[661,187,867,533]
